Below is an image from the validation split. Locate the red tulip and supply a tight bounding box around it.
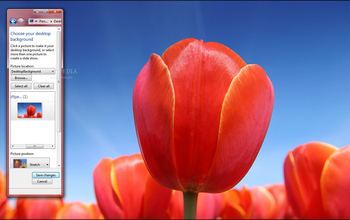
[15,198,63,219]
[37,112,42,118]
[55,202,103,219]
[32,115,37,118]
[221,184,293,219]
[93,154,172,219]
[166,190,224,219]
[284,142,338,218]
[251,186,276,219]
[27,105,36,116]
[24,113,29,118]
[0,204,14,219]
[133,38,274,193]
[221,186,253,219]
[321,145,350,218]
[265,184,294,219]
[0,169,9,219]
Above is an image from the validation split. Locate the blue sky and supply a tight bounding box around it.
[1,1,350,203]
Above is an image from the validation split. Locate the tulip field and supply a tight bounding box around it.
[1,142,349,219]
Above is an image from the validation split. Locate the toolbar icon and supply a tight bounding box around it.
[10,18,16,25]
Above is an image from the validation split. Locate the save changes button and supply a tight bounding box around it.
[32,172,60,178]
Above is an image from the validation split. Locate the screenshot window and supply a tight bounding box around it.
[6,9,64,197]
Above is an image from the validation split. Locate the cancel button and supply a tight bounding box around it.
[32,179,52,184]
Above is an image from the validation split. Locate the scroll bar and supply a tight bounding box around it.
[57,27,61,132]
[56,27,62,168]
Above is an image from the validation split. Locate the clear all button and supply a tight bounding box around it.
[33,83,54,89]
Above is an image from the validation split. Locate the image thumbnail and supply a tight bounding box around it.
[13,159,27,168]
[17,103,42,118]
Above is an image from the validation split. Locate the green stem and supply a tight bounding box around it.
[183,191,198,219]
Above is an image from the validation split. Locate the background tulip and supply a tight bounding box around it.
[55,202,103,219]
[0,204,14,219]
[26,105,36,117]
[24,113,29,118]
[15,198,63,219]
[265,184,294,219]
[93,154,172,219]
[221,184,292,219]
[0,169,8,219]
[321,145,350,219]
[37,112,42,118]
[250,186,276,219]
[221,186,253,219]
[284,141,338,218]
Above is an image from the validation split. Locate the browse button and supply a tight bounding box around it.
[32,172,60,178]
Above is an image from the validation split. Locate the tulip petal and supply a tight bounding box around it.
[142,175,173,219]
[321,145,350,219]
[266,184,290,219]
[284,142,338,218]
[201,64,274,192]
[162,38,247,191]
[16,198,63,219]
[197,193,224,219]
[56,203,101,219]
[93,158,123,219]
[111,154,148,219]
[166,190,183,219]
[222,186,252,219]
[0,169,6,216]
[250,186,276,219]
[221,203,246,219]
[133,53,183,191]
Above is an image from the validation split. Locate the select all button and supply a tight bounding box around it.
[32,172,60,178]
[32,179,52,184]
[11,83,32,89]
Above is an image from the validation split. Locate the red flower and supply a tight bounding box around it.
[93,154,172,219]
[133,38,274,193]
[250,185,294,219]
[221,186,253,219]
[265,184,294,219]
[37,112,42,118]
[221,184,293,219]
[14,198,63,219]
[55,202,102,219]
[283,142,350,218]
[320,145,350,218]
[0,169,9,219]
[24,113,29,118]
[26,105,36,117]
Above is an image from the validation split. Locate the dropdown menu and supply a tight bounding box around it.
[10,69,55,75]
